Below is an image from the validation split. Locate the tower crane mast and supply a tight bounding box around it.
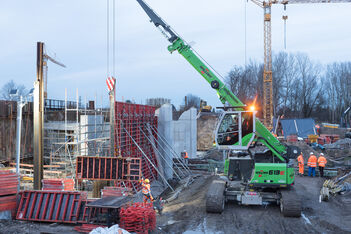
[250,0,351,129]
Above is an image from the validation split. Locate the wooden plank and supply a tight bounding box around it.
[10,163,61,168]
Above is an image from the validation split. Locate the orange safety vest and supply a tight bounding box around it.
[297,154,304,165]
[318,156,327,167]
[141,181,151,195]
[184,152,189,159]
[307,155,317,167]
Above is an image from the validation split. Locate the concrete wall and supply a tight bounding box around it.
[173,108,197,159]
[156,105,197,180]
[80,115,105,156]
[155,104,173,180]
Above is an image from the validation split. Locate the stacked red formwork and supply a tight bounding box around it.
[101,186,132,198]
[0,170,19,217]
[42,178,75,191]
[119,202,156,234]
[115,102,158,191]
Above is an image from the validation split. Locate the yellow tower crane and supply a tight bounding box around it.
[250,0,351,130]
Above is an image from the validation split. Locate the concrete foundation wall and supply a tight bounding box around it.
[173,108,197,158]
[156,105,197,180]
[155,104,173,180]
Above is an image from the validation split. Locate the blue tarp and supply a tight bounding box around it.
[273,118,316,138]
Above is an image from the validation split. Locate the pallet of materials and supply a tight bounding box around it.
[42,178,75,191]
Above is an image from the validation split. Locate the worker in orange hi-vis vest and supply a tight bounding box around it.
[297,152,304,176]
[317,153,327,177]
[307,152,317,177]
[139,178,153,203]
[182,150,189,165]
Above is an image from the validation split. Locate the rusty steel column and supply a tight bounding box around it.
[33,42,44,190]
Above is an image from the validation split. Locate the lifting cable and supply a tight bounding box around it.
[106,0,110,77]
[106,0,116,77]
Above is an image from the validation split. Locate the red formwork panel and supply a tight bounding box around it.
[114,102,159,188]
[16,190,88,223]
[76,156,142,182]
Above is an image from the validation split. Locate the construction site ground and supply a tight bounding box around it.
[1,172,351,233]
[156,173,351,234]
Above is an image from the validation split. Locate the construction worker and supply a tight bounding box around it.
[140,178,153,203]
[183,150,189,165]
[307,152,317,177]
[318,153,327,177]
[297,152,304,176]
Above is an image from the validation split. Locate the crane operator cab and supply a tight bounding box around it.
[215,110,256,151]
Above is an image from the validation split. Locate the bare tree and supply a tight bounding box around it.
[1,80,27,100]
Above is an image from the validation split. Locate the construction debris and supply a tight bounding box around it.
[89,224,130,234]
[324,138,351,149]
[320,171,351,201]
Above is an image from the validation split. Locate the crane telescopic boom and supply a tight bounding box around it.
[136,0,288,161]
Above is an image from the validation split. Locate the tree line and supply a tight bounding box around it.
[226,51,351,124]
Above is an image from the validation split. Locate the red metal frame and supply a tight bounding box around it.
[114,102,159,188]
[16,190,88,223]
[76,156,142,182]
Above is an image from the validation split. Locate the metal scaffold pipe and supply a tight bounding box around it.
[123,127,174,192]
[147,124,192,174]
[138,126,182,180]
[145,125,187,177]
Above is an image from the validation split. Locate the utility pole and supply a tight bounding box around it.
[33,42,44,190]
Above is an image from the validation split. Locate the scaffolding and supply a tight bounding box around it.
[44,89,110,179]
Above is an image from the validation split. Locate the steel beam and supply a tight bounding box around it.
[33,42,44,190]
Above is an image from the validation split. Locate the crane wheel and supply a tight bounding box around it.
[210,81,220,89]
[206,180,226,213]
[280,188,302,217]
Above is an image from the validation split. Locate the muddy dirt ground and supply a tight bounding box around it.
[1,172,350,234]
[156,173,351,234]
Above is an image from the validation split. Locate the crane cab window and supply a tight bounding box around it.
[216,111,255,149]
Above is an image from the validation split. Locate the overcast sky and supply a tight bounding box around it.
[0,0,350,108]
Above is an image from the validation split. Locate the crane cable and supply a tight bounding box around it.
[106,0,116,78]
[107,0,110,78]
[113,0,116,78]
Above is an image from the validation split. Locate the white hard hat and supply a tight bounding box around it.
[310,152,313,155]
[320,153,324,156]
